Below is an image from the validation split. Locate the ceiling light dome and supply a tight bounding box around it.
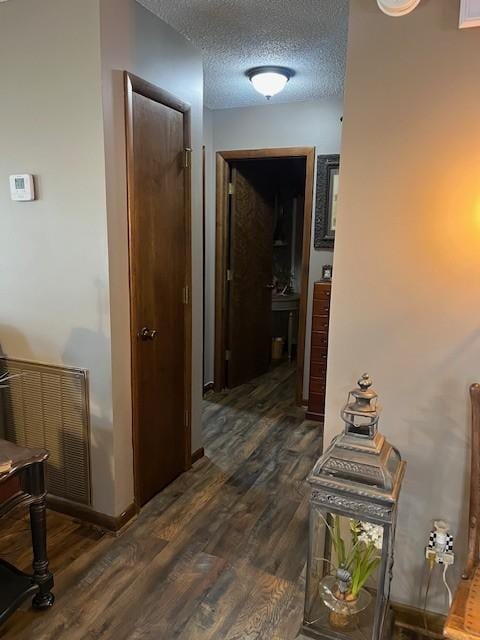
[377,0,421,16]
[247,66,294,100]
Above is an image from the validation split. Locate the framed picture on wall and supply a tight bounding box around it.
[314,154,340,249]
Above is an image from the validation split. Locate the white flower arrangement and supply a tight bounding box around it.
[356,521,383,551]
[325,516,383,600]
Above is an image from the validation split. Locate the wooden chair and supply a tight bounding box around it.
[444,384,480,639]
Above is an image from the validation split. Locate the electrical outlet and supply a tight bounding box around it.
[437,550,455,566]
[426,520,455,566]
[425,548,436,562]
[424,521,455,608]
[424,547,455,565]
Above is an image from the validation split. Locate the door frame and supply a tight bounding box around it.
[124,72,192,506]
[214,147,316,404]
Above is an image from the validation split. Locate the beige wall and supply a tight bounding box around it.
[0,0,118,513]
[326,0,480,612]
[100,0,204,514]
[0,0,203,518]
[204,99,343,394]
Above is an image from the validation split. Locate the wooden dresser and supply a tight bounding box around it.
[306,281,331,421]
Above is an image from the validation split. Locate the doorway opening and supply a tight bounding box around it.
[214,148,315,404]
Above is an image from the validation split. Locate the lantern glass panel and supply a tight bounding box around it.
[304,505,387,639]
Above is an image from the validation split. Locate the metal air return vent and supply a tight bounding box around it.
[0,357,91,506]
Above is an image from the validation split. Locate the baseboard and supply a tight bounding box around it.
[391,602,446,639]
[47,495,138,533]
[203,382,214,394]
[191,447,205,464]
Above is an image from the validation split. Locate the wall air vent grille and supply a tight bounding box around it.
[0,357,91,506]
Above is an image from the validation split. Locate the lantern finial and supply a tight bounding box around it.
[341,373,380,439]
[358,373,372,390]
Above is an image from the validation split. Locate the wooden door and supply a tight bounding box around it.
[125,73,191,507]
[227,164,273,388]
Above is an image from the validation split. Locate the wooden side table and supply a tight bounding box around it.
[272,293,300,361]
[0,439,54,625]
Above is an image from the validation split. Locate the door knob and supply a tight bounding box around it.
[138,327,157,341]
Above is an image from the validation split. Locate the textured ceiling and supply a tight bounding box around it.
[137,0,349,110]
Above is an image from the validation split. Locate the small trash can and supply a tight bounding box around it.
[272,337,285,360]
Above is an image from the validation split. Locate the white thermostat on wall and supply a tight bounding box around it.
[9,174,35,201]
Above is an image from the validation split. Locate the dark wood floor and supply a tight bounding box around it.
[0,363,323,639]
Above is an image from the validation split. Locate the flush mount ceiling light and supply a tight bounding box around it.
[246,66,295,100]
[377,0,421,16]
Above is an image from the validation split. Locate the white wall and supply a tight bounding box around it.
[204,99,343,396]
[100,0,204,514]
[0,0,117,513]
[326,0,480,612]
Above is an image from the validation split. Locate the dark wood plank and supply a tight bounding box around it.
[0,365,433,640]
[1,363,324,640]
[0,509,105,638]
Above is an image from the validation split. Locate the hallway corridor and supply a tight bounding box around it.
[0,363,323,639]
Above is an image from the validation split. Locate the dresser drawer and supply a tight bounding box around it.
[314,284,331,301]
[310,377,326,395]
[311,331,328,348]
[311,346,328,363]
[308,392,326,413]
[312,316,329,332]
[310,362,327,379]
[313,298,330,316]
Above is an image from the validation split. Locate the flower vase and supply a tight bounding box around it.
[320,575,371,632]
[328,590,359,630]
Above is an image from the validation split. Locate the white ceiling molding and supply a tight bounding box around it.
[459,0,480,28]
[377,0,421,17]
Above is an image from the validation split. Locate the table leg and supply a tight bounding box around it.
[28,463,54,610]
[288,311,294,361]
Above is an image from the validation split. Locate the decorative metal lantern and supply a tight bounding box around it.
[302,374,406,639]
